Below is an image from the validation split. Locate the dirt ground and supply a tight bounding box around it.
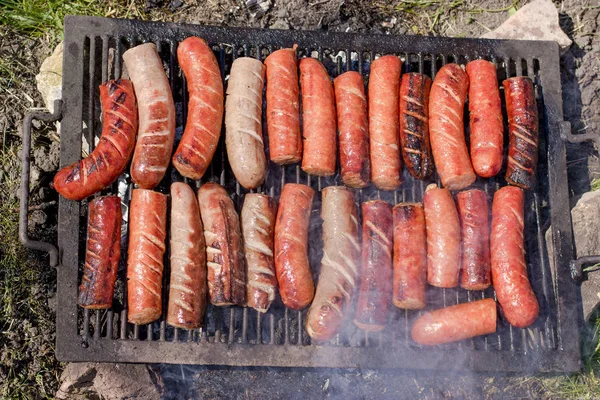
[1,0,599,398]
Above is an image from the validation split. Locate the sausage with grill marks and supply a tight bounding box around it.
[78,196,122,309]
[242,194,278,313]
[124,43,176,189]
[504,77,539,190]
[307,186,361,341]
[197,183,246,306]
[429,63,475,190]
[399,73,433,180]
[167,182,207,329]
[354,200,393,331]
[265,46,302,165]
[300,58,337,176]
[369,55,402,190]
[490,186,539,328]
[53,79,138,200]
[466,60,503,178]
[172,36,224,180]
[225,57,267,189]
[334,71,370,188]
[274,183,316,310]
[127,189,167,325]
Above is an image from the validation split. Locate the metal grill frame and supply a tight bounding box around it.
[56,15,582,372]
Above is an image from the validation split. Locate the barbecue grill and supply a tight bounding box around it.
[19,15,599,372]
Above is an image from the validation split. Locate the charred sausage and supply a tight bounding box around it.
[334,71,370,188]
[274,183,315,310]
[172,36,224,180]
[53,80,138,201]
[127,189,167,325]
[490,186,539,328]
[78,196,122,309]
[307,186,360,341]
[167,182,207,329]
[124,43,176,189]
[429,63,475,190]
[399,73,433,180]
[265,46,302,164]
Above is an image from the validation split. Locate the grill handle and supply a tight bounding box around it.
[560,121,600,151]
[19,100,63,268]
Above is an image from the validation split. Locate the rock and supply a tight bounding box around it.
[270,19,290,30]
[481,0,572,51]
[36,42,63,114]
[57,362,163,400]
[246,0,272,18]
[33,140,60,173]
[29,210,47,227]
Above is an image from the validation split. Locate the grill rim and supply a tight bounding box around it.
[56,15,581,372]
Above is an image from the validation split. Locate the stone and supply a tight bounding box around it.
[481,0,572,51]
[35,41,63,114]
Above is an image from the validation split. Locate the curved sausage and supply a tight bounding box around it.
[265,46,302,164]
[123,43,176,189]
[242,194,278,313]
[127,189,167,325]
[423,184,461,288]
[172,36,224,180]
[369,55,402,191]
[504,77,539,190]
[429,63,475,190]
[411,298,497,345]
[457,189,491,291]
[354,200,393,332]
[78,196,122,309]
[274,183,315,310]
[225,57,267,189]
[399,73,433,180]
[53,80,138,200]
[197,183,246,306]
[466,60,503,178]
[490,186,539,328]
[392,202,427,310]
[300,58,337,176]
[167,182,207,329]
[306,186,360,341]
[334,71,370,188]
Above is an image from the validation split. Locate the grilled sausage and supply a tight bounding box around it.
[78,196,122,309]
[225,57,267,189]
[423,184,461,288]
[123,43,176,189]
[274,183,315,310]
[265,46,302,164]
[300,58,337,176]
[307,186,360,341]
[242,194,278,313]
[504,77,539,190]
[354,200,393,331]
[411,298,497,345]
[399,73,433,180]
[490,186,539,328]
[392,202,427,310]
[429,63,475,190]
[127,189,167,325]
[334,71,370,188]
[53,80,138,200]
[167,182,207,329]
[172,36,224,180]
[457,189,491,291]
[369,55,402,190]
[466,60,503,178]
[197,183,246,306]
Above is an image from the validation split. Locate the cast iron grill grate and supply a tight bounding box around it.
[55,16,580,371]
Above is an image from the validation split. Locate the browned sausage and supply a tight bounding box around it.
[354,200,393,331]
[274,183,316,310]
[78,196,122,309]
[127,189,167,325]
[392,202,427,310]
